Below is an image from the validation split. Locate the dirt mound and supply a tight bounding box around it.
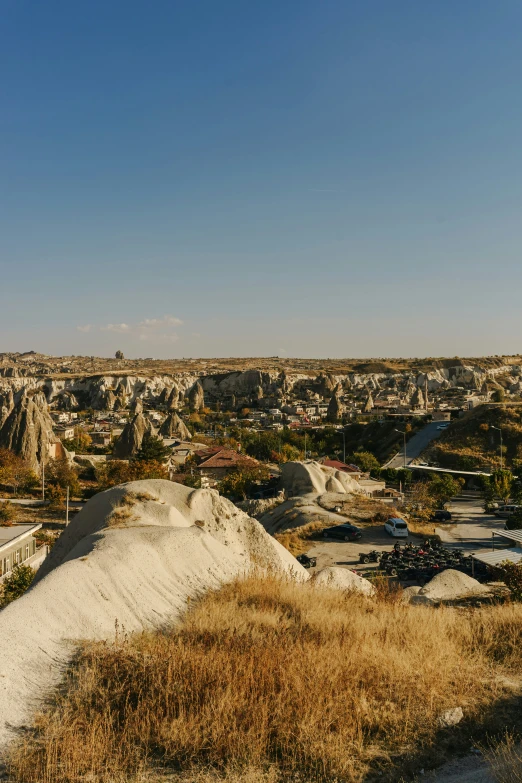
[0,479,305,749]
[313,566,375,596]
[412,569,490,605]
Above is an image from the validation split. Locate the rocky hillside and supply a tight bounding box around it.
[1,352,522,414]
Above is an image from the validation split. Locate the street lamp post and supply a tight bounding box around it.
[340,429,346,463]
[395,429,407,469]
[491,426,503,470]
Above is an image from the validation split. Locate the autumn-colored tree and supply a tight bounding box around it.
[0,449,38,495]
[95,460,134,490]
[45,458,81,498]
[131,460,168,481]
[218,462,270,500]
[63,428,93,453]
[0,501,18,526]
[491,469,513,504]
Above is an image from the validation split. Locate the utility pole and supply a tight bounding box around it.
[395,429,407,468]
[65,486,70,525]
[42,460,45,503]
[304,432,307,459]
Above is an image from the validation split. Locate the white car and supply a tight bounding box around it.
[437,423,450,430]
[384,517,409,538]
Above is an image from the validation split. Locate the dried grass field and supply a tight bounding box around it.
[7,575,522,783]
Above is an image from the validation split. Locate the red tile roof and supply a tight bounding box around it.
[197,449,259,470]
[322,459,361,473]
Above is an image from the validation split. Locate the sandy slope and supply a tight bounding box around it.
[0,480,305,750]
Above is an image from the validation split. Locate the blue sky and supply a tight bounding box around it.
[2,0,522,359]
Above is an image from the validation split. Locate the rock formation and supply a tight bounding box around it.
[410,386,425,410]
[112,412,154,459]
[0,391,56,471]
[0,479,305,748]
[159,411,192,441]
[187,380,204,412]
[327,384,344,422]
[363,392,374,413]
[167,386,180,409]
[130,397,143,414]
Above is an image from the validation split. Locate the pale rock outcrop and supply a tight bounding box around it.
[313,566,375,596]
[327,384,344,422]
[131,397,144,414]
[0,479,306,749]
[187,380,205,412]
[363,392,374,412]
[112,412,154,459]
[280,460,361,497]
[0,391,56,471]
[159,411,192,441]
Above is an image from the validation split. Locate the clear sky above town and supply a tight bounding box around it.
[1,0,522,359]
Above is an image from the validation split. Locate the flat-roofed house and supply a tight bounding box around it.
[0,524,47,581]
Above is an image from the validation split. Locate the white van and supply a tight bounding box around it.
[384,517,409,538]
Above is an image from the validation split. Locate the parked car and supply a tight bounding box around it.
[437,423,450,430]
[431,509,452,522]
[494,504,521,519]
[296,554,317,568]
[322,523,362,541]
[384,517,409,538]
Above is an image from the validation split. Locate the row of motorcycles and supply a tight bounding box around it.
[358,541,485,583]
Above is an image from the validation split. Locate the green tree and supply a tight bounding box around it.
[494,561,522,601]
[428,474,464,507]
[0,563,34,606]
[134,435,170,463]
[218,463,270,501]
[491,469,513,504]
[347,451,381,477]
[492,388,505,403]
[505,509,522,531]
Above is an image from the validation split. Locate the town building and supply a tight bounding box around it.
[0,524,47,582]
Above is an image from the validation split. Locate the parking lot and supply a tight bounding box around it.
[304,497,508,577]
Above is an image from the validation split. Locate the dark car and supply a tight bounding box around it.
[296,554,317,568]
[431,510,452,522]
[322,523,362,541]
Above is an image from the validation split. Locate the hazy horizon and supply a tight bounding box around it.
[2,1,522,359]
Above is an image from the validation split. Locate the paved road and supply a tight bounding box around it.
[435,498,506,551]
[383,421,444,469]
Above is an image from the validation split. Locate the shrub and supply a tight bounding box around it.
[0,500,18,526]
[0,564,34,607]
[495,562,522,601]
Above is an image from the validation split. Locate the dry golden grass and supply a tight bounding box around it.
[7,576,522,783]
[274,519,330,554]
[488,735,522,782]
[106,505,134,528]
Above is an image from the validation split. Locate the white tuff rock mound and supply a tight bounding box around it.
[0,479,305,749]
[280,460,361,497]
[313,566,375,596]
